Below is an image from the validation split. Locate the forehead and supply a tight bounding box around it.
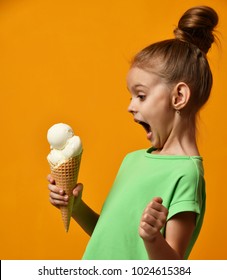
[126,67,162,90]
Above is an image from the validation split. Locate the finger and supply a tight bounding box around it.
[143,208,160,220]
[140,213,165,238]
[147,198,164,212]
[49,197,68,206]
[153,197,163,204]
[72,183,83,196]
[47,174,55,184]
[48,183,65,195]
[147,203,168,220]
[139,221,159,238]
[143,202,168,223]
[144,213,165,229]
[49,191,68,201]
[142,212,157,226]
[140,220,157,232]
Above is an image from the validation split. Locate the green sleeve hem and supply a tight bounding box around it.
[167,200,200,221]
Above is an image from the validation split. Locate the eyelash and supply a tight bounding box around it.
[137,94,146,101]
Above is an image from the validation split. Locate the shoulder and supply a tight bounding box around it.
[179,157,204,183]
[116,149,148,172]
[123,148,148,160]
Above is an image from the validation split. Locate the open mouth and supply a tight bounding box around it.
[138,121,151,133]
[135,119,152,140]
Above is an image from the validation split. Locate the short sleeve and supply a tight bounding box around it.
[167,170,205,222]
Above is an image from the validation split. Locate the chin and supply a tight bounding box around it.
[152,142,163,150]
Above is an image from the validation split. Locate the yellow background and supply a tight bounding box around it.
[0,0,226,259]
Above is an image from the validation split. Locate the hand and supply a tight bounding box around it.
[139,197,168,242]
[47,174,83,210]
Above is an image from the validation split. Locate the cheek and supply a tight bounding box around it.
[153,108,174,135]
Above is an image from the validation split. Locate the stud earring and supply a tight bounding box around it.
[176,110,181,115]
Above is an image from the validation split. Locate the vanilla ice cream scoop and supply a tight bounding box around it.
[47,123,74,149]
[47,123,82,166]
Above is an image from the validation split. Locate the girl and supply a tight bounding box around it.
[48,6,218,259]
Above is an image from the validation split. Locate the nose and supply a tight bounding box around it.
[128,99,137,114]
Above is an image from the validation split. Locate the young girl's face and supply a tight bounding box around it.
[127,67,175,149]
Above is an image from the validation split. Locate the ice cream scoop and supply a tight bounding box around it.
[47,123,82,167]
[47,123,74,149]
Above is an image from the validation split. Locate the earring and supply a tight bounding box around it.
[176,110,181,115]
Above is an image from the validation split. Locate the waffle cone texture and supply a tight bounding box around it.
[49,152,82,232]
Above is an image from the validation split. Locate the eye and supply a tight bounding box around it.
[137,94,146,101]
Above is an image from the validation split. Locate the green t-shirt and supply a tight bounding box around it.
[82,148,206,260]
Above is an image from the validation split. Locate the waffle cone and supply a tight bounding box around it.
[49,152,82,232]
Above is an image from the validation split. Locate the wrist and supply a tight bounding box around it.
[143,234,158,244]
[72,197,83,217]
[142,232,166,260]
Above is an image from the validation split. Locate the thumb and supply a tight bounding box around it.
[153,197,163,204]
[72,183,83,196]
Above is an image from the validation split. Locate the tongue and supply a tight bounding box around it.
[147,131,152,141]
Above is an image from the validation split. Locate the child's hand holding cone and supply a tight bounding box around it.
[48,175,83,213]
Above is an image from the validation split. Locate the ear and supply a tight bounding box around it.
[171,82,191,110]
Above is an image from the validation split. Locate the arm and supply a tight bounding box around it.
[48,175,99,236]
[71,197,99,236]
[139,197,196,259]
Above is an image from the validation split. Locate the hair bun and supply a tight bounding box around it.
[174,6,218,53]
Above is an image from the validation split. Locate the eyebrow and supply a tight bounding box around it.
[134,84,148,89]
[127,83,148,92]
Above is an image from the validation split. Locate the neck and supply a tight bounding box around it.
[156,116,199,156]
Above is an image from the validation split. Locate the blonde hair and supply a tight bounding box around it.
[131,6,218,117]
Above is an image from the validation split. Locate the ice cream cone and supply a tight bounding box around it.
[49,152,82,232]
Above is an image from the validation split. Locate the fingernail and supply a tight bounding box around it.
[64,195,68,201]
